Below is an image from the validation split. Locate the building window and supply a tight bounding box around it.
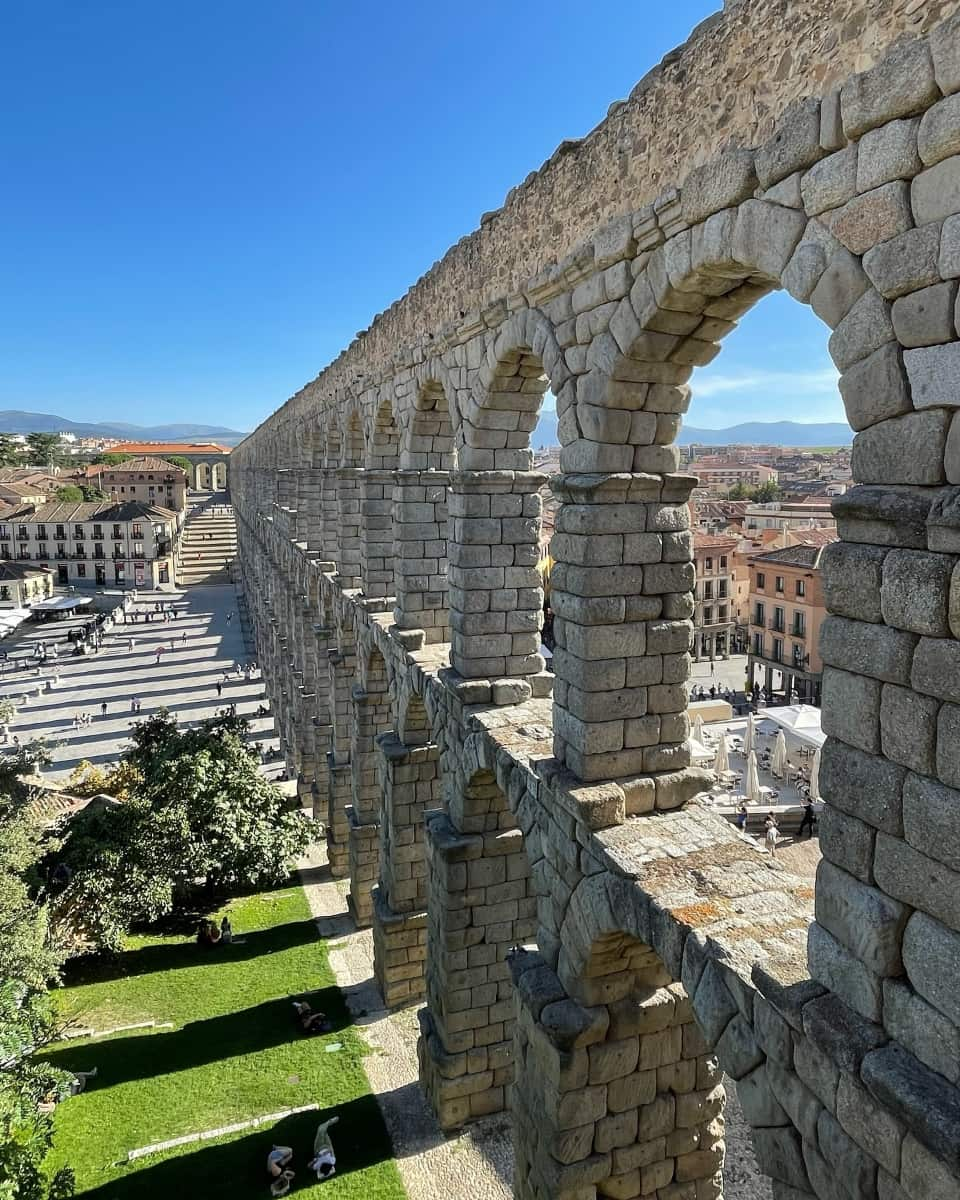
[792,612,806,637]
[719,605,728,621]
[705,556,713,571]
[130,486,136,494]
[17,526,28,541]
[796,578,806,597]
[112,525,122,539]
[132,523,143,539]
[93,524,103,539]
[703,581,713,600]
[754,602,765,626]
[76,563,86,578]
[55,525,65,539]
[75,542,85,558]
[720,555,728,569]
[74,525,84,539]
[753,632,763,656]
[773,638,783,663]
[37,544,47,558]
[0,587,8,601]
[133,542,144,557]
[718,581,728,599]
[704,607,713,625]
[0,527,8,541]
[36,525,46,540]
[773,607,785,633]
[775,575,785,593]
[0,545,9,560]
[756,572,766,589]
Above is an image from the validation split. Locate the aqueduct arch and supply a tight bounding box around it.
[232,6,960,1198]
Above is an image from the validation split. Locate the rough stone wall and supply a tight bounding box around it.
[233,9,960,1200]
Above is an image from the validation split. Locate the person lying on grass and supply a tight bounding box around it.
[308,1116,339,1180]
[266,1144,295,1196]
[291,1000,332,1035]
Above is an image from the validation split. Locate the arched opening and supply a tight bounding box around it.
[337,408,364,587]
[319,419,341,565]
[398,692,430,746]
[393,377,455,644]
[361,398,400,601]
[212,461,227,490]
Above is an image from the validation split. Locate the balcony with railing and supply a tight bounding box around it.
[791,621,806,639]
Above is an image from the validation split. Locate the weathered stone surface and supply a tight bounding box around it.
[817,1109,880,1199]
[931,8,960,96]
[857,117,922,191]
[838,343,911,431]
[828,288,895,371]
[818,804,876,884]
[918,93,960,167]
[881,548,955,636]
[823,180,914,256]
[809,247,870,327]
[756,97,824,188]
[875,832,960,931]
[880,685,939,775]
[841,38,939,139]
[837,1071,905,1177]
[912,635,960,702]
[862,1042,960,1175]
[801,145,858,215]
[819,542,886,622]
[902,911,960,1029]
[892,280,958,348]
[904,342,960,410]
[807,921,883,1022]
[802,992,888,1075]
[911,155,960,225]
[883,977,960,1085]
[819,615,916,685]
[819,740,906,835]
[862,221,941,299]
[815,860,908,976]
[936,702,960,789]
[820,666,881,754]
[681,148,758,224]
[901,1133,960,1200]
[902,771,960,872]
[851,410,949,486]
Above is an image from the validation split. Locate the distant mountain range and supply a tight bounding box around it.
[532,413,851,449]
[0,410,248,446]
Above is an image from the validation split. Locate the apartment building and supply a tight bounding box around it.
[746,535,836,703]
[88,456,188,516]
[692,533,737,661]
[693,462,778,495]
[743,500,836,534]
[0,500,180,589]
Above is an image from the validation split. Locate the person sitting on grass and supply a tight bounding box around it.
[292,1000,332,1035]
[266,1145,294,1195]
[308,1115,340,1180]
[196,919,221,949]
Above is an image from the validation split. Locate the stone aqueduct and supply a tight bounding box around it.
[232,5,960,1198]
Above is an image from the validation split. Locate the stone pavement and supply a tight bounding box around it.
[1,584,282,781]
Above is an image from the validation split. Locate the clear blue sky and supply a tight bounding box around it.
[0,1,841,434]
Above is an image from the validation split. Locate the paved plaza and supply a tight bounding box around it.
[0,583,281,782]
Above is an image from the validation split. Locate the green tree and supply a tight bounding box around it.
[165,455,192,475]
[89,454,130,467]
[25,436,61,469]
[53,486,83,503]
[0,436,22,467]
[55,711,310,952]
[754,479,782,502]
[0,755,75,1200]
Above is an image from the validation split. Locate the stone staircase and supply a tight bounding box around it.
[178,492,238,585]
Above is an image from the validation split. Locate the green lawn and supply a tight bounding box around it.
[42,884,407,1199]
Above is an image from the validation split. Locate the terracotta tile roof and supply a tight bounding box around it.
[109,442,231,456]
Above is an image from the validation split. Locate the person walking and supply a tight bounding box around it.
[797,795,816,839]
[216,681,223,699]
[100,701,108,718]
[764,812,780,858]
[182,630,188,644]
[130,697,136,713]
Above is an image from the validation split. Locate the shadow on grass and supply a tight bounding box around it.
[44,987,349,1089]
[64,911,317,989]
[77,1095,394,1199]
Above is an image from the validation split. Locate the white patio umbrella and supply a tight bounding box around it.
[692,714,706,745]
[745,750,762,804]
[743,713,756,755]
[809,747,821,801]
[713,735,729,776]
[771,731,788,780]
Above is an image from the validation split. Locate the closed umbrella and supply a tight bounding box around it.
[743,713,756,755]
[809,747,821,801]
[771,731,788,779]
[713,735,729,776]
[745,750,762,804]
[692,714,706,745]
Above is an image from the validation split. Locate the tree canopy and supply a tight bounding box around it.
[0,436,22,467]
[165,455,192,475]
[25,435,61,469]
[54,711,310,952]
